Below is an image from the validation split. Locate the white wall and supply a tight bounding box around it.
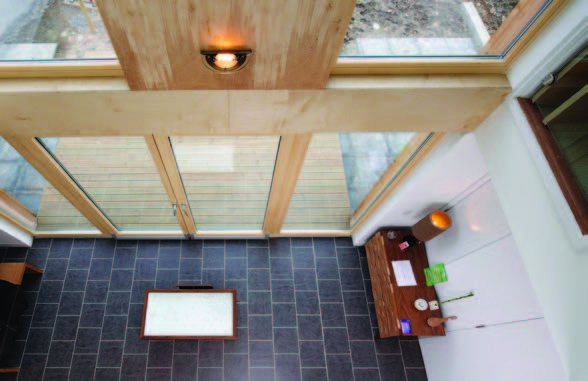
[421,177,565,381]
[0,215,32,247]
[352,133,487,246]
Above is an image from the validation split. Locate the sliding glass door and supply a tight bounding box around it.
[170,137,280,231]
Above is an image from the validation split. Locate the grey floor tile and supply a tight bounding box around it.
[226,280,248,303]
[343,291,369,315]
[148,341,174,367]
[248,292,271,315]
[198,368,223,381]
[248,247,269,269]
[250,367,275,381]
[400,340,425,368]
[248,269,270,290]
[301,367,328,381]
[58,292,84,315]
[102,315,127,340]
[44,367,70,381]
[297,315,322,340]
[336,247,360,269]
[226,258,247,280]
[378,354,407,381]
[98,341,124,367]
[318,280,343,303]
[95,367,121,381]
[273,303,296,327]
[300,341,326,367]
[274,328,298,354]
[114,247,137,269]
[294,269,317,291]
[275,354,301,381]
[75,328,101,353]
[199,340,223,367]
[316,258,339,280]
[270,258,293,280]
[321,304,346,328]
[323,328,349,354]
[355,368,381,381]
[224,328,248,354]
[173,354,198,381]
[326,354,353,381]
[80,303,106,327]
[181,240,203,258]
[121,354,147,381]
[70,354,97,381]
[313,238,335,258]
[295,291,320,315]
[47,341,75,367]
[146,368,172,381]
[137,240,159,258]
[224,353,248,381]
[174,340,199,354]
[37,281,62,303]
[53,316,79,341]
[406,368,428,381]
[85,281,109,303]
[249,316,272,340]
[271,280,294,303]
[339,269,364,291]
[269,238,291,256]
[106,292,131,315]
[249,341,274,367]
[350,341,378,367]
[203,247,224,269]
[292,247,314,269]
[347,315,373,340]
[225,240,246,258]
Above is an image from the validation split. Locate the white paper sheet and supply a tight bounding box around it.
[392,260,417,286]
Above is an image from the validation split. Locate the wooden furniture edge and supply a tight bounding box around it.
[0,189,36,227]
[140,289,237,340]
[0,262,43,285]
[517,98,588,234]
[0,209,36,236]
[2,137,117,235]
[263,134,313,235]
[0,368,19,373]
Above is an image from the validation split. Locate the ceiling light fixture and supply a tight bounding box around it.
[201,50,252,74]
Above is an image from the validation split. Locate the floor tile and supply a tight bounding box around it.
[318,280,343,303]
[111,269,134,291]
[340,269,364,291]
[173,354,198,381]
[95,367,121,381]
[125,328,149,354]
[17,355,46,380]
[249,341,274,367]
[131,280,155,303]
[248,292,271,315]
[106,292,131,315]
[335,237,354,247]
[98,340,124,367]
[44,259,68,280]
[270,258,293,280]
[146,367,172,381]
[300,341,326,367]
[44,367,71,381]
[249,316,273,340]
[378,354,406,381]
[88,259,113,281]
[273,303,296,327]
[406,368,428,381]
[248,269,270,290]
[274,328,298,353]
[121,354,147,381]
[326,354,353,381]
[324,328,349,354]
[75,328,101,353]
[199,340,223,367]
[198,368,222,381]
[80,303,106,327]
[49,239,73,259]
[37,281,62,304]
[298,315,322,340]
[181,240,203,258]
[355,368,382,381]
[248,247,269,269]
[343,291,369,315]
[292,247,315,269]
[128,303,144,328]
[135,259,157,280]
[202,269,224,289]
[85,281,109,303]
[313,238,335,257]
[321,304,346,328]
[47,341,75,367]
[93,239,116,259]
[301,368,327,381]
[148,341,173,367]
[275,354,301,381]
[53,316,79,341]
[250,367,275,381]
[269,238,291,256]
[347,315,373,340]
[226,280,247,303]
[271,280,294,303]
[225,258,247,280]
[203,247,224,269]
[137,240,159,259]
[400,340,425,367]
[294,269,317,291]
[225,240,246,258]
[350,341,378,367]
[295,291,320,315]
[174,340,199,354]
[31,303,58,327]
[336,247,360,269]
[70,354,97,380]
[224,353,248,381]
[102,315,127,340]
[179,258,202,281]
[114,247,137,269]
[316,258,339,279]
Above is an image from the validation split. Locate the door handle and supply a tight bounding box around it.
[181,203,189,217]
[172,203,177,216]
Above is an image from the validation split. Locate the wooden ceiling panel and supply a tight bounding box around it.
[97,0,356,90]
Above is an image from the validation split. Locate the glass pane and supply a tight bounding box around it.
[41,137,180,231]
[0,0,115,60]
[283,134,351,230]
[37,183,98,231]
[340,133,414,212]
[0,137,47,214]
[341,0,520,56]
[171,136,280,231]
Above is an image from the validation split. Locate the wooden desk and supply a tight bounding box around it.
[365,229,444,338]
[141,289,237,340]
[0,263,43,285]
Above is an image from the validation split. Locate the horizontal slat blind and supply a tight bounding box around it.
[282,134,351,230]
[41,138,179,231]
[171,137,279,230]
[36,184,98,231]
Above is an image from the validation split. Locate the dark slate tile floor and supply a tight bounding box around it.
[0,238,428,381]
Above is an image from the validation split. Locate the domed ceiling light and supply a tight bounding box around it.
[201,50,252,74]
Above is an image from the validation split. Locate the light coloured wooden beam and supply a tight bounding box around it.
[2,137,117,235]
[0,189,37,232]
[263,134,312,234]
[151,135,197,235]
[0,75,510,137]
[145,136,193,235]
[350,132,448,234]
[97,0,355,90]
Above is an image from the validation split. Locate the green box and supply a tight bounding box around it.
[424,263,448,286]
